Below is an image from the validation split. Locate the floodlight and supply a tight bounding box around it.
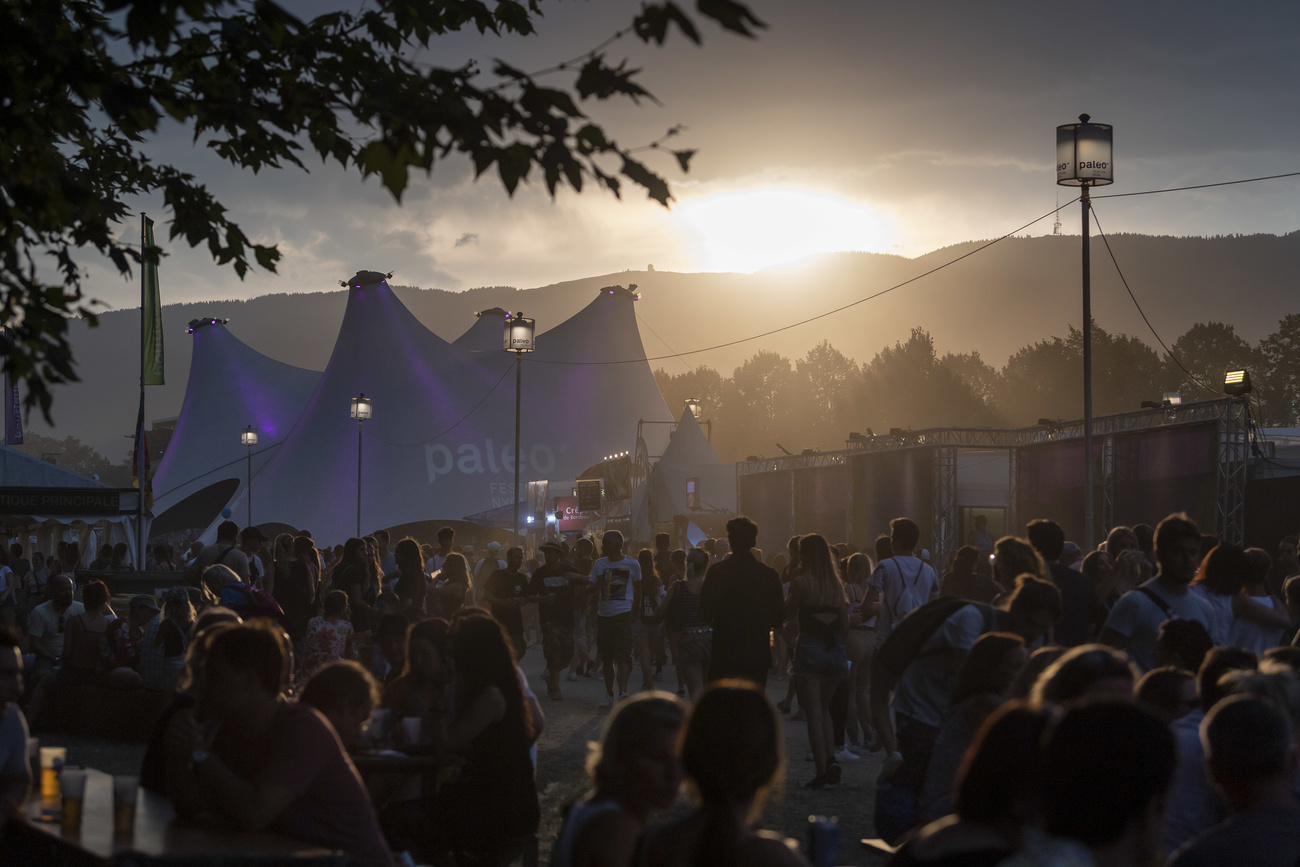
[1224,370,1252,396]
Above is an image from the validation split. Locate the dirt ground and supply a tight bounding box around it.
[40,645,892,866]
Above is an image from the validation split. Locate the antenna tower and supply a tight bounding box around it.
[1053,194,1062,235]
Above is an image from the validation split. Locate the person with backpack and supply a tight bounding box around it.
[874,574,1061,838]
[865,518,939,763]
[187,520,249,585]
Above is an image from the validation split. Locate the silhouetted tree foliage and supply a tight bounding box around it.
[655,315,1300,462]
[13,433,132,486]
[0,0,763,421]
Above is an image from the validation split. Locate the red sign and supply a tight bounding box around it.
[555,496,598,532]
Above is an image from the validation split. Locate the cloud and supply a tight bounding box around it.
[454,233,479,247]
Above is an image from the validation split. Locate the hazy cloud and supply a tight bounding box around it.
[454,233,479,248]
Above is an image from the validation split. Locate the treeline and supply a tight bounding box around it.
[655,315,1300,463]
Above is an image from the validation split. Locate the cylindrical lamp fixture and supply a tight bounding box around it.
[685,397,703,420]
[241,426,258,447]
[1056,115,1114,187]
[503,313,536,353]
[350,393,373,420]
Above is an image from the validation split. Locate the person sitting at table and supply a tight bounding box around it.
[26,579,113,730]
[140,587,196,692]
[0,626,32,821]
[104,595,162,688]
[140,608,242,794]
[552,690,688,867]
[25,574,84,681]
[169,622,393,867]
[381,617,452,726]
[424,610,540,865]
[366,614,410,686]
[300,659,379,750]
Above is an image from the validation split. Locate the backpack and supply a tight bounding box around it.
[875,596,998,694]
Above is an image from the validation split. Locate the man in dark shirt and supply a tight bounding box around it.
[699,516,784,686]
[529,542,584,699]
[484,546,530,660]
[1027,518,1093,646]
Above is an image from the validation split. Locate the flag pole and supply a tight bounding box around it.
[137,213,146,567]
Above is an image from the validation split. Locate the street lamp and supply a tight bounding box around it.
[1058,113,1113,548]
[685,397,702,420]
[503,313,536,544]
[350,393,373,537]
[240,426,258,527]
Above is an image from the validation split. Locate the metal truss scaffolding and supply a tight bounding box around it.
[933,447,957,570]
[1216,398,1249,545]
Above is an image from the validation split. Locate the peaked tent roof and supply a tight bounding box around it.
[151,319,321,518]
[189,277,677,545]
[528,285,674,469]
[651,407,736,522]
[232,271,523,542]
[1,447,115,489]
[451,308,511,356]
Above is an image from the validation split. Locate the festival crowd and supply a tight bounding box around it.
[0,510,1299,866]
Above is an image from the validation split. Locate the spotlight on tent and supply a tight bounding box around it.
[847,432,867,442]
[1224,370,1252,396]
[475,307,509,319]
[801,448,817,456]
[889,428,906,438]
[1163,392,1182,405]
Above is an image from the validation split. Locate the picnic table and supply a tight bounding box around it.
[8,768,346,866]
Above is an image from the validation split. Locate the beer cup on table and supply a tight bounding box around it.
[59,767,87,834]
[26,738,39,801]
[112,775,139,838]
[38,746,67,818]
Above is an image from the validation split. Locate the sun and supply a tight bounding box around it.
[674,187,894,272]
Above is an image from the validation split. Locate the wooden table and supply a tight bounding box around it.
[8,768,346,866]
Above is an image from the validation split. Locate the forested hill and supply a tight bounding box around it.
[28,231,1300,457]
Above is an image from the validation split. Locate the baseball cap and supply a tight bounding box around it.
[487,541,502,553]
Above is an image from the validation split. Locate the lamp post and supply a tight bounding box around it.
[1057,114,1113,548]
[685,397,702,420]
[240,426,258,527]
[350,394,373,537]
[503,313,536,544]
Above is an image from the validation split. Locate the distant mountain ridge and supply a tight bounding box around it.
[26,231,1300,456]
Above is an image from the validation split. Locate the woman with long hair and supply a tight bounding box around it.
[635,549,664,693]
[991,537,1045,597]
[941,545,1001,604]
[553,691,687,867]
[785,534,849,788]
[392,538,428,617]
[1190,542,1288,645]
[650,548,712,700]
[332,538,374,631]
[274,536,319,646]
[843,552,878,753]
[429,552,473,619]
[429,611,541,865]
[296,589,357,687]
[642,681,804,867]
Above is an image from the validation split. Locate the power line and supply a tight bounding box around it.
[1088,207,1224,398]
[1092,170,1300,199]
[635,312,693,373]
[534,198,1080,366]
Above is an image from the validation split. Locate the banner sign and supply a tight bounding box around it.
[554,496,598,532]
[0,487,122,515]
[141,216,165,385]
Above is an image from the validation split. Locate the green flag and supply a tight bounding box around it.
[142,216,165,385]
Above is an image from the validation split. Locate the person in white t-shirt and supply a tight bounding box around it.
[1101,513,1216,673]
[473,541,505,607]
[866,517,939,758]
[1231,547,1287,654]
[589,531,642,707]
[26,575,86,678]
[1188,544,1288,651]
[424,526,456,574]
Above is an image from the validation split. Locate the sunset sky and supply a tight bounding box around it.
[92,0,1300,310]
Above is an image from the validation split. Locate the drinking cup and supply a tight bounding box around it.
[59,767,87,834]
[112,775,139,837]
[39,747,67,815]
